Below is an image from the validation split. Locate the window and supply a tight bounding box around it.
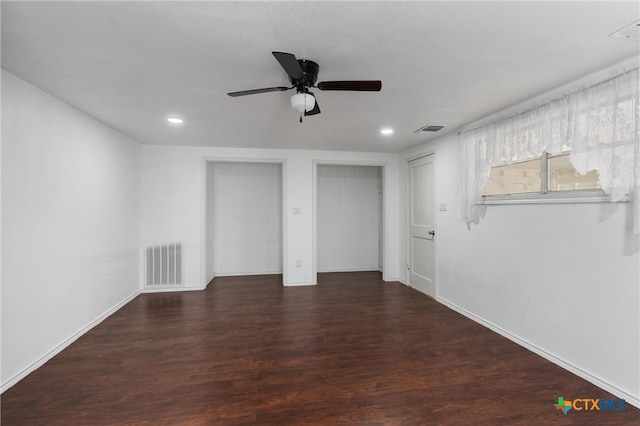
[459,65,637,231]
[482,151,601,198]
[548,153,600,192]
[483,157,542,196]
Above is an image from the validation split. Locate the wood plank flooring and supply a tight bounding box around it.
[2,272,638,425]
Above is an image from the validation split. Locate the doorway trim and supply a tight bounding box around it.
[312,160,389,283]
[201,156,287,288]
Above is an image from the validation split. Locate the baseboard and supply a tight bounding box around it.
[283,281,317,287]
[214,271,282,277]
[317,267,381,273]
[397,277,408,285]
[206,273,216,286]
[436,297,640,409]
[1,289,140,394]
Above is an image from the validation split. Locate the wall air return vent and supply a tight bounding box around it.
[146,243,183,286]
[609,19,640,41]
[415,125,444,133]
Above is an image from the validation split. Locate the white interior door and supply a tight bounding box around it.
[408,154,435,297]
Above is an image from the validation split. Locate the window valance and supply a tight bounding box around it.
[459,64,639,233]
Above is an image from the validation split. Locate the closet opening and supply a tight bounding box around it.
[315,164,384,276]
[205,161,283,283]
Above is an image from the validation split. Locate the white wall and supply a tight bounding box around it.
[140,146,400,287]
[399,132,640,406]
[1,70,140,390]
[317,165,381,272]
[208,162,282,276]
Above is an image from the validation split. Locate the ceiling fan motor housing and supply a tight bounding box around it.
[291,59,319,91]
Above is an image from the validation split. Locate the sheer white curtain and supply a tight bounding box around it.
[459,65,640,233]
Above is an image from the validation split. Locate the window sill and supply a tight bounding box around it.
[479,190,629,205]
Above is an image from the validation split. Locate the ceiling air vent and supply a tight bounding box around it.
[415,125,444,133]
[609,19,640,41]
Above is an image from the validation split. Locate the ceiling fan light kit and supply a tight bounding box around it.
[290,93,316,113]
[228,51,382,120]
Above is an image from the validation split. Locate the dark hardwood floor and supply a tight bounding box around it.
[2,272,638,425]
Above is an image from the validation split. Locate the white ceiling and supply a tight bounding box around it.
[2,1,638,153]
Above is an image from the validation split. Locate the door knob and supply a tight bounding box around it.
[428,230,435,236]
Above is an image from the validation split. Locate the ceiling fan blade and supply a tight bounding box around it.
[317,80,382,91]
[272,51,304,81]
[305,98,321,116]
[227,86,290,97]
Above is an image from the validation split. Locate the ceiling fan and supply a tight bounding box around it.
[227,52,382,120]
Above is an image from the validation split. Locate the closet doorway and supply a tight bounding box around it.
[205,162,283,282]
[316,164,383,273]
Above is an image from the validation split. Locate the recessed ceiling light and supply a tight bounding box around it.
[167,117,184,124]
[380,128,394,135]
